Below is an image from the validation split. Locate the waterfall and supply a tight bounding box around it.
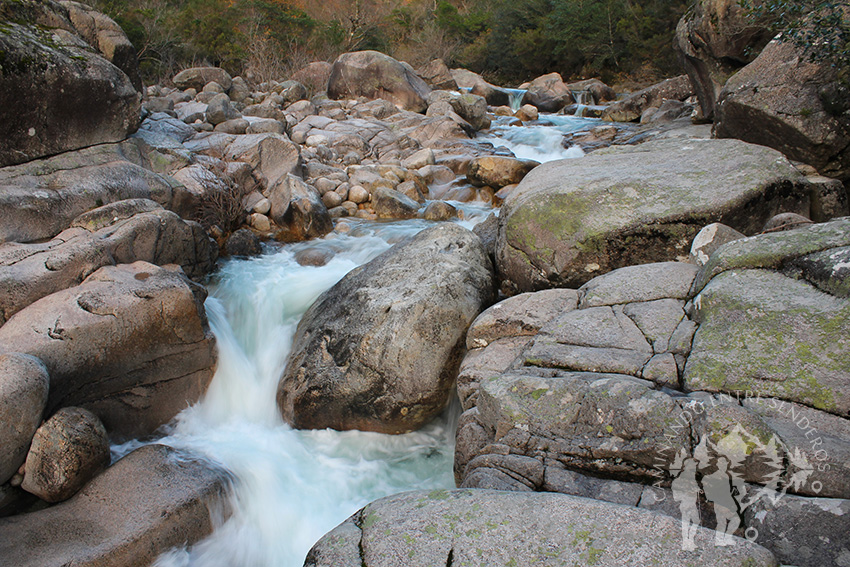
[504,88,528,111]
[481,114,602,162]
[571,90,594,105]
[109,209,495,567]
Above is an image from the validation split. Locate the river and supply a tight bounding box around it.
[116,115,596,567]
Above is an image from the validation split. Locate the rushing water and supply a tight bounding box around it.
[482,114,601,162]
[111,204,492,567]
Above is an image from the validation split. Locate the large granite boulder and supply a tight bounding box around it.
[602,75,694,122]
[267,174,333,242]
[522,72,574,112]
[0,141,177,244]
[496,138,846,292]
[277,224,494,434]
[0,0,141,167]
[172,67,232,91]
[674,0,772,120]
[0,200,217,326]
[0,262,216,440]
[306,489,777,567]
[416,59,457,91]
[715,38,850,182]
[0,354,49,485]
[0,444,231,567]
[291,61,333,94]
[327,51,432,113]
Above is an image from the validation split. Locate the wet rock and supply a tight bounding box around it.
[466,156,538,188]
[0,354,49,485]
[371,187,419,219]
[306,489,776,567]
[496,138,837,292]
[328,51,431,113]
[21,407,110,503]
[514,104,538,122]
[224,228,262,257]
[0,202,217,325]
[422,200,457,221]
[565,78,617,103]
[451,68,509,106]
[472,212,498,257]
[0,444,231,567]
[268,175,333,242]
[0,262,217,440]
[602,75,694,122]
[277,224,494,434]
[0,0,141,167]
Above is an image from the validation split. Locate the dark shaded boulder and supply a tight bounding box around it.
[0,444,231,567]
[20,407,110,503]
[277,224,494,433]
[715,38,850,182]
[328,51,432,113]
[0,262,216,440]
[602,75,694,122]
[306,489,777,567]
[224,228,262,257]
[268,174,333,242]
[674,0,773,120]
[0,0,141,167]
[496,138,845,292]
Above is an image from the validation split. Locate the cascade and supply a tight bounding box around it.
[504,88,528,111]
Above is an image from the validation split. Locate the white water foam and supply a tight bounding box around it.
[482,113,602,162]
[114,218,482,567]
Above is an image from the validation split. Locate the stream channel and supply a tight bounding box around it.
[117,113,603,567]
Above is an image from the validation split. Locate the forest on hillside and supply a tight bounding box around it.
[83,0,689,86]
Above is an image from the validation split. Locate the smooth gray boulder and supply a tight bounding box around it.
[277,224,494,433]
[173,67,232,91]
[328,51,431,113]
[0,262,216,439]
[0,142,177,244]
[0,0,141,167]
[0,201,217,326]
[522,72,574,112]
[0,354,49,485]
[305,489,777,567]
[0,444,231,567]
[496,138,845,292]
[21,407,110,503]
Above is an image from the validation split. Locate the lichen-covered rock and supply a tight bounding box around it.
[277,224,494,433]
[0,354,49,485]
[328,51,432,113]
[0,262,216,439]
[306,489,777,567]
[0,0,141,167]
[0,444,231,567]
[21,407,110,503]
[715,38,850,182]
[496,138,843,292]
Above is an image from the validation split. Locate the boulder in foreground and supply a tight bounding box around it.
[306,489,777,567]
[278,224,494,433]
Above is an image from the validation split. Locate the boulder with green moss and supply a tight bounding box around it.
[496,138,846,293]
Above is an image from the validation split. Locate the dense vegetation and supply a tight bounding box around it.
[83,0,689,85]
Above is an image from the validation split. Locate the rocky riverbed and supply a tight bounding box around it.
[1,0,849,565]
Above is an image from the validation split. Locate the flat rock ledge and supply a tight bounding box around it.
[305,489,777,567]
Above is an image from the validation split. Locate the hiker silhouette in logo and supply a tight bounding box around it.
[702,456,742,546]
[671,455,701,551]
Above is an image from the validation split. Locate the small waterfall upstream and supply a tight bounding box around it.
[482,113,602,162]
[112,206,491,567]
[504,88,527,111]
